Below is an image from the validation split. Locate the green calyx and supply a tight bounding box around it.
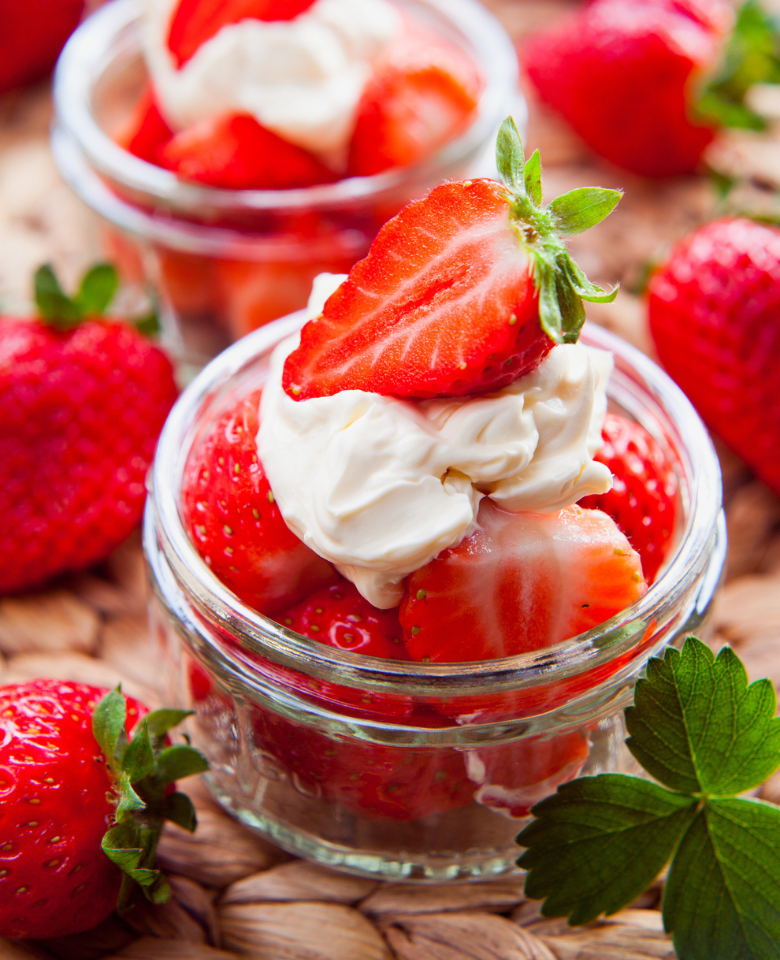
[92,689,208,910]
[696,0,780,132]
[495,117,621,345]
[34,263,160,335]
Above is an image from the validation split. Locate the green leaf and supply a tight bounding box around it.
[154,744,209,786]
[34,265,82,328]
[73,263,118,317]
[146,873,172,904]
[102,821,144,874]
[554,262,586,344]
[123,720,155,782]
[92,688,127,773]
[664,799,780,960]
[163,791,198,833]
[547,187,623,236]
[561,257,619,304]
[523,149,542,206]
[116,771,146,820]
[134,308,161,337]
[142,708,193,742]
[534,258,565,344]
[626,637,780,797]
[495,116,526,193]
[517,775,697,926]
[127,867,161,887]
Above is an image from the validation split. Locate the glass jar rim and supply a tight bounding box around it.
[148,311,724,699]
[53,0,520,216]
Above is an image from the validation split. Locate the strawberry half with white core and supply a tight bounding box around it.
[282,117,621,401]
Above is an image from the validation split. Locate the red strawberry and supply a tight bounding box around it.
[400,500,647,663]
[284,119,620,401]
[117,82,174,167]
[0,265,177,595]
[348,33,482,177]
[160,113,335,190]
[0,0,84,95]
[0,681,205,940]
[648,217,780,497]
[466,730,590,819]
[580,413,678,584]
[181,390,337,614]
[167,0,317,68]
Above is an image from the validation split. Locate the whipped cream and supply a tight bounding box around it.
[257,275,613,608]
[142,0,402,163]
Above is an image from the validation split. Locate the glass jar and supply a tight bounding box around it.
[51,0,520,376]
[144,314,725,882]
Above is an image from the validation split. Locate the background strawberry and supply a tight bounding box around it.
[648,217,780,497]
[181,390,337,614]
[0,264,177,595]
[0,0,84,95]
[284,118,620,401]
[580,413,679,583]
[0,681,206,940]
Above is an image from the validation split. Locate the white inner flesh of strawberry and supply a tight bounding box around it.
[257,278,613,609]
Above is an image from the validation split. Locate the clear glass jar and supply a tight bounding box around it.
[51,0,520,375]
[144,314,725,882]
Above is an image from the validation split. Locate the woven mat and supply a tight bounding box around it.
[3,2,780,957]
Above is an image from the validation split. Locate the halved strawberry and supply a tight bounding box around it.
[181,390,337,614]
[580,412,678,583]
[283,118,620,401]
[348,33,482,177]
[400,500,647,663]
[160,113,335,190]
[116,82,173,166]
[167,0,316,68]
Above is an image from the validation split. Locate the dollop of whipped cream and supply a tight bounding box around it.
[142,0,402,163]
[257,274,614,609]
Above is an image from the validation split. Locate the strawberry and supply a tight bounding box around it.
[160,113,335,190]
[117,82,174,167]
[400,499,647,663]
[0,681,206,940]
[181,390,337,614]
[648,217,780,497]
[0,265,177,595]
[524,0,780,179]
[580,413,679,584]
[347,32,482,177]
[0,0,84,95]
[283,118,620,401]
[167,0,317,68]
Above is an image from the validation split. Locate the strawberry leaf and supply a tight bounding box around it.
[664,799,780,960]
[548,187,623,237]
[123,720,155,782]
[154,744,209,786]
[102,821,144,873]
[517,775,697,926]
[74,263,118,317]
[116,771,146,819]
[495,116,526,193]
[92,687,127,774]
[34,265,82,328]
[142,708,194,743]
[562,258,619,304]
[163,791,198,832]
[523,149,543,206]
[626,638,780,797]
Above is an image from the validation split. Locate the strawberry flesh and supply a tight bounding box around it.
[117,82,174,167]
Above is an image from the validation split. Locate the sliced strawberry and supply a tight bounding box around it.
[348,33,482,177]
[400,500,647,663]
[580,413,678,584]
[116,82,173,166]
[466,730,590,819]
[160,113,335,190]
[284,120,620,401]
[168,0,316,68]
[181,390,337,614]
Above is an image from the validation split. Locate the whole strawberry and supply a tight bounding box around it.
[0,0,84,95]
[0,264,177,594]
[648,217,780,496]
[0,680,206,940]
[524,0,779,178]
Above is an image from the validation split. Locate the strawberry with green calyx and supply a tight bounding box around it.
[0,681,207,941]
[282,117,620,401]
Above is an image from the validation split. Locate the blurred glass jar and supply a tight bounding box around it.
[51,0,519,376]
[144,313,725,882]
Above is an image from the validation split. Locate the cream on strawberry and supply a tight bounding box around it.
[142,0,402,162]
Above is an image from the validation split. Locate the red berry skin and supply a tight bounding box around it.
[648,217,780,497]
[0,0,84,95]
[0,680,144,940]
[283,179,551,401]
[117,83,174,167]
[523,1,719,178]
[0,318,177,594]
[580,413,679,584]
[181,390,337,615]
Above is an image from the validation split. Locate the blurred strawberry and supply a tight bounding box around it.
[116,82,174,167]
[0,0,84,95]
[0,264,176,594]
[648,217,780,496]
